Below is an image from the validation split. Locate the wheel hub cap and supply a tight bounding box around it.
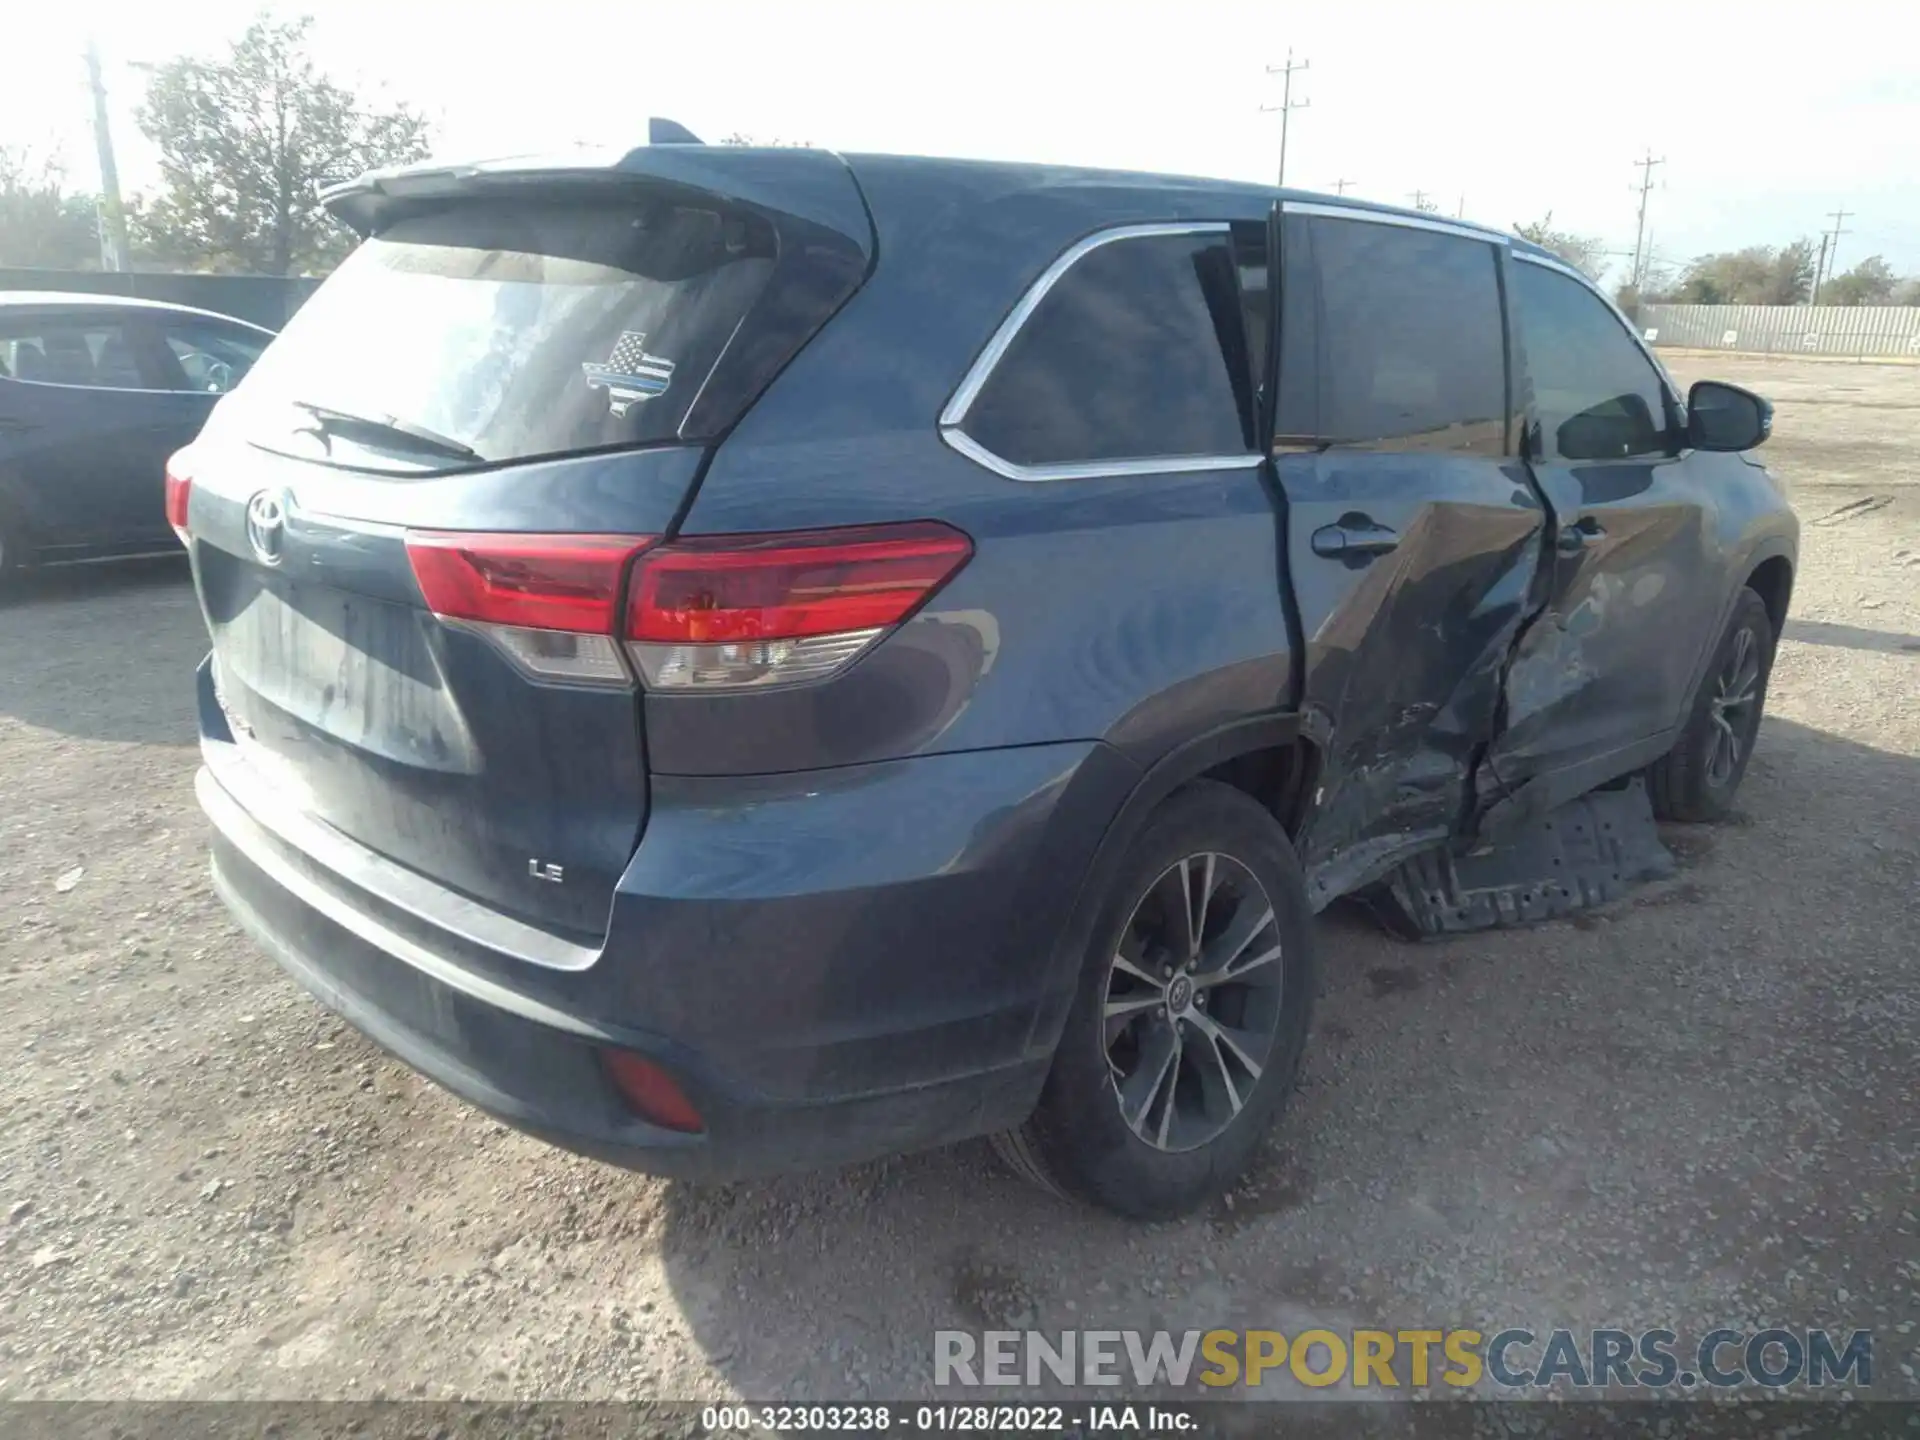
[1165,975,1194,1015]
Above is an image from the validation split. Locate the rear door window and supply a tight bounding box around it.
[959,230,1251,467]
[226,196,782,471]
[1511,259,1673,461]
[0,315,149,390]
[1277,216,1507,456]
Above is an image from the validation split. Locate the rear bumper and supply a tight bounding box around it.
[198,718,1134,1180]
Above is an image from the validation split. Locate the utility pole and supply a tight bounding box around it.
[1629,149,1665,295]
[1260,50,1310,188]
[1408,189,1433,212]
[84,38,131,272]
[1457,194,1466,219]
[1810,233,1830,305]
[1818,207,1852,299]
[1331,178,1355,195]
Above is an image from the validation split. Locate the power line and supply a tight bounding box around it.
[1260,50,1310,188]
[1629,150,1665,294]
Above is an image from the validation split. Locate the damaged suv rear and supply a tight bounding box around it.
[180,142,1796,1218]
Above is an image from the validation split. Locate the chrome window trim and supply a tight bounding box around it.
[0,375,217,397]
[943,426,1258,483]
[1511,249,1683,405]
[1280,199,1508,247]
[938,221,1258,483]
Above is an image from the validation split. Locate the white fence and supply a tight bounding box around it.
[1637,304,1920,359]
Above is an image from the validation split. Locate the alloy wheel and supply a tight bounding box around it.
[1707,624,1763,787]
[1102,852,1286,1153]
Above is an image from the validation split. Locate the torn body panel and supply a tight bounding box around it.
[1366,777,1676,938]
[1479,444,1792,833]
[1276,451,1547,908]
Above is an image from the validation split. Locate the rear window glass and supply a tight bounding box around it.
[960,231,1250,467]
[226,197,777,470]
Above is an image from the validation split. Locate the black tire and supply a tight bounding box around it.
[1648,587,1775,822]
[995,780,1318,1220]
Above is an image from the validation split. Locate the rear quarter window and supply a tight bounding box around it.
[959,230,1251,468]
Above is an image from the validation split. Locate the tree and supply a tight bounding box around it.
[134,15,430,276]
[1820,255,1898,307]
[0,148,104,270]
[1671,241,1816,306]
[1513,212,1608,281]
[1615,257,1677,313]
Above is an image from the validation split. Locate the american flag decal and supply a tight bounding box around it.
[582,332,676,416]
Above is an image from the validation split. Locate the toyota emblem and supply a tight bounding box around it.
[245,490,287,567]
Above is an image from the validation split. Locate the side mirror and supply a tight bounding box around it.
[1687,380,1771,452]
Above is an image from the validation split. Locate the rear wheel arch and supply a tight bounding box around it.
[997,776,1319,1217]
[1198,735,1320,843]
[1024,716,1318,1054]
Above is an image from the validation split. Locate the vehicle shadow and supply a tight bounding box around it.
[1783,618,1920,654]
[0,556,204,746]
[652,713,1920,1401]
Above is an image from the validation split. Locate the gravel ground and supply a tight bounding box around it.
[1,354,1915,1403]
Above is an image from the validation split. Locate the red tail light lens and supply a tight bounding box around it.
[405,532,656,633]
[623,521,973,692]
[626,521,972,641]
[164,451,194,545]
[602,1051,705,1133]
[404,531,656,686]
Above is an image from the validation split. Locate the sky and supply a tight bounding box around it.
[6,0,1918,282]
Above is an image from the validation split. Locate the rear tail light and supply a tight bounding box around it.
[164,451,194,546]
[624,521,972,691]
[601,1051,704,1133]
[402,521,971,692]
[405,531,655,685]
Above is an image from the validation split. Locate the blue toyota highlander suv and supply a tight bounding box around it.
[177,142,1796,1218]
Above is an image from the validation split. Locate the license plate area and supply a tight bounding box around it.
[210,572,478,774]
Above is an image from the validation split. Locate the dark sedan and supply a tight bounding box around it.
[0,293,273,574]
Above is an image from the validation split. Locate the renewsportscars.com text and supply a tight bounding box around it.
[934,1327,1873,1391]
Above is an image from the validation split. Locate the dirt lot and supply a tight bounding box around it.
[1,353,1916,1403]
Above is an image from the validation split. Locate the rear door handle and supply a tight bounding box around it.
[1311,518,1400,559]
[1557,516,1605,554]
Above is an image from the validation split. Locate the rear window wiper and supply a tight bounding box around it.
[288,401,485,465]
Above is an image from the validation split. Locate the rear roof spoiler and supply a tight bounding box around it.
[648,117,704,145]
[320,140,872,258]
